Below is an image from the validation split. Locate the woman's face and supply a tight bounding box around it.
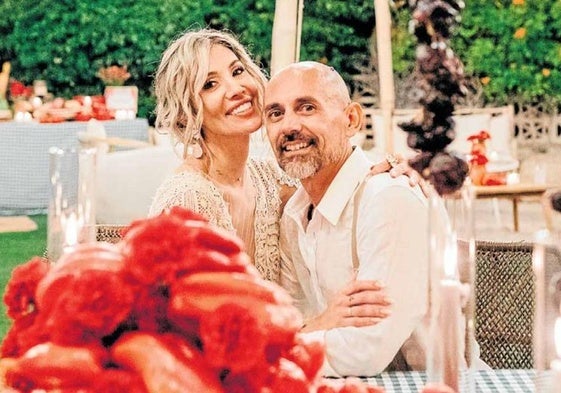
[199,44,262,139]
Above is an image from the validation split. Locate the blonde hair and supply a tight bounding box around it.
[154,29,267,146]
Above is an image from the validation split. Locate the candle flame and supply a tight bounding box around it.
[63,212,80,248]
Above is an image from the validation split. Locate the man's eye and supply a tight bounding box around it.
[267,110,282,120]
[301,104,315,112]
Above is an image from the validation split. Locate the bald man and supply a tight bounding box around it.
[264,62,430,377]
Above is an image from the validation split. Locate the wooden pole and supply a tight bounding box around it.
[374,0,395,153]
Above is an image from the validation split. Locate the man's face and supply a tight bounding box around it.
[264,65,351,180]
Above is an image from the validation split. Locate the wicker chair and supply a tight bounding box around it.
[474,241,535,369]
[95,224,126,244]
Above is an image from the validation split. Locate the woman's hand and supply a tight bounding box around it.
[370,154,431,197]
[301,279,392,332]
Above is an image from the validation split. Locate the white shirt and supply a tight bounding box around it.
[279,147,430,377]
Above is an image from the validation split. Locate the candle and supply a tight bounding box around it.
[83,96,92,108]
[31,96,43,109]
[506,172,520,185]
[62,211,82,254]
[440,233,461,392]
[550,317,561,392]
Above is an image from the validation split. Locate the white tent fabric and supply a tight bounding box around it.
[270,0,304,76]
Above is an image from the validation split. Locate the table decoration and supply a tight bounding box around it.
[46,146,97,262]
[400,1,476,392]
[1,206,385,392]
[534,189,561,392]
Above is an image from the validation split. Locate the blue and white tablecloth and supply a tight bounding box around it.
[0,119,149,215]
[328,369,535,392]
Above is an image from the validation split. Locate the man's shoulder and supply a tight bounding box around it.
[364,173,426,203]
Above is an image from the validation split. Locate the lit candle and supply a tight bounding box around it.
[550,317,561,392]
[506,172,520,185]
[31,96,43,109]
[439,232,461,392]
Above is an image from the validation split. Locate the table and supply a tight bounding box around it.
[473,183,558,231]
[0,119,150,215]
[348,369,535,392]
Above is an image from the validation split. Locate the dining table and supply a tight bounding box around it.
[329,369,536,392]
[0,118,150,215]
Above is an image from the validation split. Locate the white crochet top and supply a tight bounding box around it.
[148,157,298,283]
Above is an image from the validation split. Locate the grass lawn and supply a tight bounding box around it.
[0,215,47,338]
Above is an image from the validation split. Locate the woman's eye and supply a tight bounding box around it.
[202,80,216,90]
[233,66,245,76]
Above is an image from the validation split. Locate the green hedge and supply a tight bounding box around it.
[0,0,559,122]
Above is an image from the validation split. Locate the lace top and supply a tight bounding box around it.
[148,157,299,283]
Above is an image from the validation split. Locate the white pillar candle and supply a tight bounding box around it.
[550,317,561,392]
[440,233,461,392]
[506,172,520,185]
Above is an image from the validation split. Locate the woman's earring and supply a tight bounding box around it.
[187,133,203,159]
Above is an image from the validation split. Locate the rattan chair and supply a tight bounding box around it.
[95,224,126,244]
[474,241,535,369]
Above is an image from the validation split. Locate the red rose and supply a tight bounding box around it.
[285,333,325,380]
[200,302,268,373]
[35,242,126,312]
[121,207,247,285]
[1,312,49,358]
[44,269,135,345]
[3,257,49,320]
[5,342,105,391]
[92,368,147,393]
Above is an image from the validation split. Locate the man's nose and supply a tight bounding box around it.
[279,111,302,136]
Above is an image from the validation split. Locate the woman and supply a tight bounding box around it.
[149,29,298,283]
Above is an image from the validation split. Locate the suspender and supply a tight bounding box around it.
[351,175,370,271]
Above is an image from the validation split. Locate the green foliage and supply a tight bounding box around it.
[0,0,559,119]
[0,0,275,122]
[453,0,561,107]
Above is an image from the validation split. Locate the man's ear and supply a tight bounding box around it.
[345,102,364,137]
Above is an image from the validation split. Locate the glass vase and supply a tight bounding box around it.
[533,188,561,393]
[47,146,97,262]
[426,184,476,393]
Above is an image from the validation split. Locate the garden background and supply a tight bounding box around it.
[0,0,560,121]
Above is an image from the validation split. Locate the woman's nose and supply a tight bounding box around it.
[224,77,245,99]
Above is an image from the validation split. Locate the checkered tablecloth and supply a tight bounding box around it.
[352,369,535,392]
[0,119,149,215]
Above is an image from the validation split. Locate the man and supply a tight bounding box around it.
[264,61,429,377]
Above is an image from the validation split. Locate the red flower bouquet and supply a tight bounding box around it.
[1,206,384,392]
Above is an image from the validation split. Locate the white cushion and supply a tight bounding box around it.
[95,145,182,225]
[447,113,492,157]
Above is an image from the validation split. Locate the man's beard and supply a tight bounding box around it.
[280,155,321,179]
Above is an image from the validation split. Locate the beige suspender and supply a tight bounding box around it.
[351,176,370,271]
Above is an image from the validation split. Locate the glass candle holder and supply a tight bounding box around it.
[534,188,561,392]
[426,184,476,393]
[47,146,97,262]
